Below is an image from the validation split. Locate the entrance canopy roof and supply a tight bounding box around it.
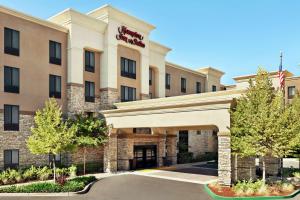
[101,90,244,133]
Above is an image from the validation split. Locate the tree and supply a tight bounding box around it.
[27,98,77,181]
[230,68,300,182]
[70,115,108,175]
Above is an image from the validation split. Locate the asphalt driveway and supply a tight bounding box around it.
[0,174,213,200]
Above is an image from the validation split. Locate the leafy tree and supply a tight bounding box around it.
[27,98,77,181]
[230,68,300,182]
[70,115,108,174]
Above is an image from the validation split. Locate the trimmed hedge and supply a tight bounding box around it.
[0,176,96,193]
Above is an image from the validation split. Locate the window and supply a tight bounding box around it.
[49,75,61,98]
[212,85,217,92]
[121,57,136,79]
[178,130,189,153]
[49,153,61,166]
[49,41,61,65]
[85,81,95,102]
[181,77,186,93]
[4,105,19,131]
[4,150,19,169]
[4,66,19,93]
[4,27,19,56]
[85,51,95,72]
[196,82,201,93]
[86,112,94,118]
[288,86,296,99]
[165,73,171,89]
[149,68,153,85]
[121,85,136,102]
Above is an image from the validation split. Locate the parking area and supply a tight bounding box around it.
[133,161,218,184]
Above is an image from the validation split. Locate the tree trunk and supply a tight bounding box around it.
[262,157,266,183]
[234,154,238,181]
[83,147,86,175]
[280,158,283,180]
[53,157,56,182]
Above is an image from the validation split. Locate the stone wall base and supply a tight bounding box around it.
[231,155,256,182]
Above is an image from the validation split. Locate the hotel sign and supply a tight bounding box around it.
[116,26,145,48]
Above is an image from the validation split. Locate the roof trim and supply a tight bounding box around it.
[0,5,68,33]
[102,89,244,114]
[149,40,171,55]
[87,4,155,33]
[48,8,107,33]
[233,70,294,81]
[166,61,206,78]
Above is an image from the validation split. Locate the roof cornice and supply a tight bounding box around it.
[48,8,107,33]
[149,40,171,55]
[87,4,155,34]
[0,5,68,33]
[166,61,206,78]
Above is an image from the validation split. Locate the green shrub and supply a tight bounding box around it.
[68,165,77,177]
[36,166,52,181]
[22,166,38,181]
[293,171,300,178]
[280,183,294,193]
[177,152,193,164]
[193,152,217,162]
[0,176,96,193]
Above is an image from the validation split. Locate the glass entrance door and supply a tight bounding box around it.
[134,145,157,169]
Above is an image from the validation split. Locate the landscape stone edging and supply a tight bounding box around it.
[0,180,98,197]
[204,184,300,200]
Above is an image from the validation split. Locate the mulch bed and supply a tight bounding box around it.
[208,184,298,197]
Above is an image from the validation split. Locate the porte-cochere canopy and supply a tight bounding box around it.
[101,89,244,185]
[102,90,243,133]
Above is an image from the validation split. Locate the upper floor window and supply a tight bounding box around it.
[196,82,201,93]
[4,27,20,56]
[288,86,296,99]
[133,128,151,134]
[85,51,95,72]
[49,41,61,65]
[4,105,19,131]
[49,75,61,99]
[4,66,19,93]
[212,85,217,92]
[149,68,153,85]
[121,85,136,102]
[181,77,186,93]
[85,81,95,102]
[4,149,19,169]
[165,73,171,89]
[121,57,136,79]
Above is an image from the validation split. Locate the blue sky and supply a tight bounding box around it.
[1,0,300,84]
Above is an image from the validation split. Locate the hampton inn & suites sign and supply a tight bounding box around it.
[116,26,145,48]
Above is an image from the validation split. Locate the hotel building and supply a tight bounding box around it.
[0,4,298,185]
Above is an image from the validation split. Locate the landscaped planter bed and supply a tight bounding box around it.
[205,181,300,200]
[0,176,96,193]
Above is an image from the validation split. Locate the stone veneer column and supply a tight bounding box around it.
[158,135,166,167]
[104,128,118,173]
[166,135,177,165]
[218,132,231,186]
[99,88,119,110]
[117,135,133,170]
[231,155,256,182]
[67,83,84,116]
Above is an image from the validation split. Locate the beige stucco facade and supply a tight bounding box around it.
[2,4,299,186]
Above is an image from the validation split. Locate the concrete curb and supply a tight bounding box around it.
[0,180,98,197]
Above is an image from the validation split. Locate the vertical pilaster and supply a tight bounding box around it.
[218,132,231,186]
[166,134,177,165]
[104,128,118,173]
